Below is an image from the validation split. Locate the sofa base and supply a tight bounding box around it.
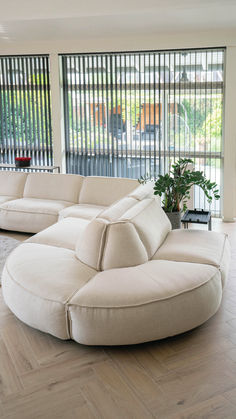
[2,243,225,346]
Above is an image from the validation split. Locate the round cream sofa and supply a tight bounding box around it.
[1,173,230,345]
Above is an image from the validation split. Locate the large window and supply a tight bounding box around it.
[0,55,52,166]
[62,48,225,215]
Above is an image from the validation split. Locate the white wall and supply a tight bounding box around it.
[223,47,236,221]
[1,28,236,220]
[0,28,236,54]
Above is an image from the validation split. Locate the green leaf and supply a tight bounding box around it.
[139,158,220,213]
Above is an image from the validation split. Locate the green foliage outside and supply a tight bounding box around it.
[179,96,223,152]
[68,91,223,155]
[1,84,223,165]
[0,77,51,151]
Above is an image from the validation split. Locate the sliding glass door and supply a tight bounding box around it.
[62,48,225,215]
[0,55,52,166]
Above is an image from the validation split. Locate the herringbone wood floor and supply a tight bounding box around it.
[1,221,236,419]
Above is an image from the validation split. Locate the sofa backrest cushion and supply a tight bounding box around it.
[128,181,155,201]
[0,171,27,197]
[97,181,156,222]
[99,197,137,222]
[78,176,138,206]
[102,221,148,270]
[120,198,170,259]
[23,173,84,203]
[76,197,171,270]
[76,218,109,271]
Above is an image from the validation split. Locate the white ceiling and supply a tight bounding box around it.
[0,0,236,42]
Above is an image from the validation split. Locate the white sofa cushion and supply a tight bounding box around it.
[23,172,84,203]
[95,189,161,228]
[102,221,148,270]
[0,171,27,197]
[27,217,90,250]
[153,229,230,288]
[77,218,109,271]
[59,204,106,220]
[93,183,155,224]
[101,198,171,270]
[120,198,170,259]
[2,243,96,339]
[68,260,221,345]
[128,181,155,200]
[0,195,17,205]
[99,197,138,221]
[79,176,138,206]
[76,197,171,270]
[0,198,73,233]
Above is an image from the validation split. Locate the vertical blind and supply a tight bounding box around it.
[62,48,225,215]
[0,55,52,166]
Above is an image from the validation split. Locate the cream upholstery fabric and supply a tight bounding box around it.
[99,197,137,222]
[0,171,27,197]
[71,260,218,308]
[76,218,148,270]
[59,204,106,220]
[153,229,229,287]
[0,172,231,346]
[76,197,171,270]
[0,173,139,234]
[128,181,155,201]
[23,172,84,203]
[0,198,73,233]
[0,196,16,205]
[27,217,90,250]
[2,243,96,339]
[120,198,171,259]
[77,218,109,270]
[79,176,138,206]
[1,242,224,345]
[102,222,148,270]
[69,260,221,345]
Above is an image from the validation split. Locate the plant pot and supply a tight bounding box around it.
[166,211,181,230]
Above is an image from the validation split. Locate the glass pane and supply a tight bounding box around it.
[62,48,225,216]
[0,55,52,166]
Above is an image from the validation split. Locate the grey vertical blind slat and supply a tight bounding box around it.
[0,55,52,166]
[61,48,225,216]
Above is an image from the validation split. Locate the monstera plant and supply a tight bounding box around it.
[140,158,220,229]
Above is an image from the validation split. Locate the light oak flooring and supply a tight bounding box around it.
[1,221,236,418]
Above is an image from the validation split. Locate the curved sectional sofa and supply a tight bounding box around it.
[0,170,230,345]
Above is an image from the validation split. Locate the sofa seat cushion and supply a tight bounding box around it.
[68,260,222,345]
[2,243,96,339]
[0,195,16,205]
[153,229,230,288]
[27,217,90,250]
[0,198,73,233]
[59,204,106,221]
